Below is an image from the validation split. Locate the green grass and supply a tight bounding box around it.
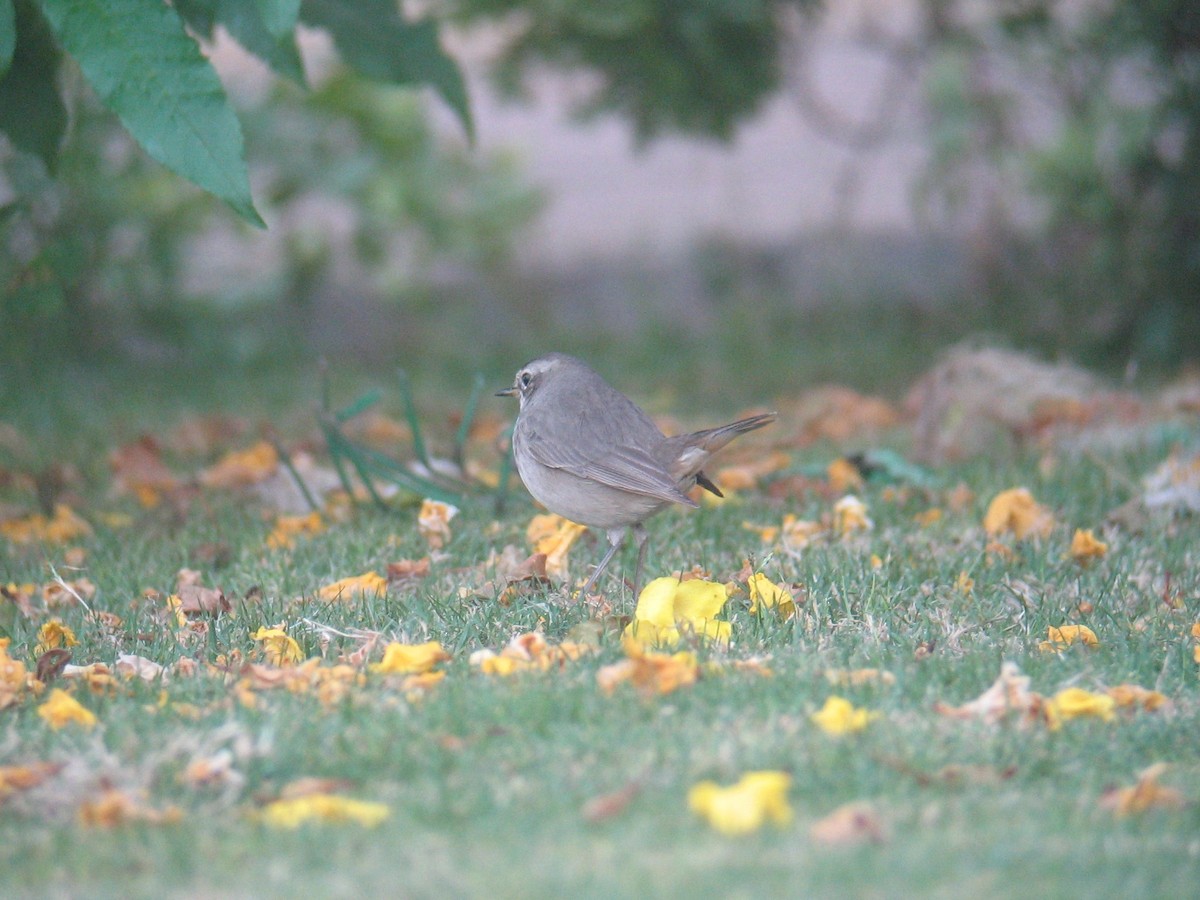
[1,386,1197,899]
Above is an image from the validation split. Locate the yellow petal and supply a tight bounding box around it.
[1047,687,1116,722]
[1068,528,1107,563]
[318,571,388,603]
[252,627,304,666]
[417,499,459,550]
[266,512,325,550]
[370,641,449,675]
[810,695,879,736]
[633,577,684,629]
[261,794,390,828]
[827,458,864,493]
[671,578,730,625]
[1100,764,1185,817]
[34,619,81,656]
[1039,624,1099,653]
[688,771,792,835]
[983,488,1054,539]
[199,441,279,489]
[747,573,796,618]
[832,495,873,537]
[37,688,97,730]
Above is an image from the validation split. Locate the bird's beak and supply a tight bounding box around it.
[495,387,517,398]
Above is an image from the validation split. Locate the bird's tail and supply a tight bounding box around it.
[686,412,778,453]
[663,412,778,487]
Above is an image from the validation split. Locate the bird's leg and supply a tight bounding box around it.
[578,528,626,597]
[631,523,649,601]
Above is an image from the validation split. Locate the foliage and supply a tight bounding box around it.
[446,0,817,141]
[0,77,539,355]
[0,0,471,224]
[918,0,1200,364]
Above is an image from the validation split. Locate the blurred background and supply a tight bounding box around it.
[3,0,1198,436]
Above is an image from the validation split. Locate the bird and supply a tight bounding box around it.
[497,353,776,598]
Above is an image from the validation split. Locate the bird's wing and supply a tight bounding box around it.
[520,412,696,507]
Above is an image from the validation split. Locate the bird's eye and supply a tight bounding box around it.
[520,372,532,388]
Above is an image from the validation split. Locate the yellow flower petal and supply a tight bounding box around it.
[261,794,390,828]
[318,571,388,603]
[671,579,730,624]
[688,771,792,835]
[526,514,588,581]
[625,577,732,648]
[199,441,279,488]
[34,619,80,656]
[1100,764,1185,817]
[252,627,304,666]
[1047,687,1116,722]
[810,695,879,736]
[267,512,325,550]
[37,688,96,730]
[1068,528,1107,563]
[832,495,873,537]
[370,641,449,675]
[747,573,796,618]
[983,487,1054,539]
[1039,624,1099,654]
[417,499,459,550]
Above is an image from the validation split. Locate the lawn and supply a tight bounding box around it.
[1,341,1198,899]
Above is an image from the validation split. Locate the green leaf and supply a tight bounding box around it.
[37,0,264,225]
[0,0,15,76]
[255,0,300,38]
[218,0,304,83]
[0,0,65,167]
[175,0,304,83]
[300,0,472,140]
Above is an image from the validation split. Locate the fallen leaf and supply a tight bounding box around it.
[177,583,231,617]
[1099,764,1186,817]
[0,504,92,544]
[688,771,793,836]
[252,627,304,666]
[596,641,699,696]
[386,557,431,582]
[1068,528,1108,564]
[809,801,887,846]
[417,499,459,550]
[34,648,73,684]
[581,781,642,823]
[827,457,865,493]
[1105,684,1170,712]
[1038,624,1099,653]
[199,441,279,489]
[0,762,65,801]
[261,793,390,829]
[318,571,388,603]
[1046,687,1116,723]
[832,495,873,537]
[624,576,732,647]
[266,511,326,550]
[115,654,166,681]
[811,696,879,736]
[109,436,179,507]
[78,788,182,828]
[983,488,1054,539]
[526,514,587,580]
[934,661,1052,729]
[746,573,796,619]
[823,668,896,688]
[370,641,450,675]
[37,688,97,730]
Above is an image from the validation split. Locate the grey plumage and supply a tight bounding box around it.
[497,353,777,597]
